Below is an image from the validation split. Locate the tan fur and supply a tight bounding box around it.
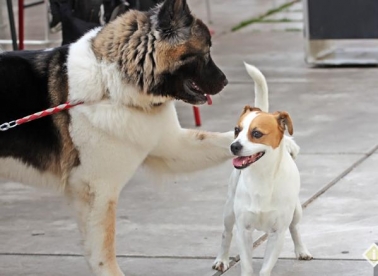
[195,131,206,141]
[102,200,117,271]
[47,54,80,190]
[91,11,210,94]
[247,113,283,149]
[237,105,262,133]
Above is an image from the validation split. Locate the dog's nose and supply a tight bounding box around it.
[223,78,228,87]
[230,141,242,155]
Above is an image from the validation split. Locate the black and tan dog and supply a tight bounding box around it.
[0,0,233,275]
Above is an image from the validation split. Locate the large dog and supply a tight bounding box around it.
[0,0,233,275]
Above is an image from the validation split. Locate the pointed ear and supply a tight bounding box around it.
[275,111,293,135]
[158,0,193,32]
[241,105,261,116]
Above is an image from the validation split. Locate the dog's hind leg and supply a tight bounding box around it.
[213,169,240,272]
[68,182,125,276]
[289,200,313,260]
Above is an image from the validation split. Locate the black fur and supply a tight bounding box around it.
[157,0,193,36]
[0,46,71,171]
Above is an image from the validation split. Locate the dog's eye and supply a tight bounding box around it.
[234,127,241,136]
[252,130,263,139]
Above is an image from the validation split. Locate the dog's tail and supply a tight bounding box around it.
[243,62,269,112]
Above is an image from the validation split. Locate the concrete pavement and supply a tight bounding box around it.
[1,0,378,275]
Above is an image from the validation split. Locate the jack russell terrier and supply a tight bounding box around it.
[213,63,312,276]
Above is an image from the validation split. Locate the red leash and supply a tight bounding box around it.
[0,101,83,131]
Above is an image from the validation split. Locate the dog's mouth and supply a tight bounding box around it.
[183,80,212,105]
[232,151,265,169]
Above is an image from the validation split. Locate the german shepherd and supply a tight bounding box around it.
[0,0,233,275]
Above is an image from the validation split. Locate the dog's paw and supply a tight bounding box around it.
[212,258,230,272]
[296,249,313,260]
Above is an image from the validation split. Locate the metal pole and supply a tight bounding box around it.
[18,0,24,50]
[6,0,18,50]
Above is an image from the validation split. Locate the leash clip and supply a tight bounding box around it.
[0,120,17,131]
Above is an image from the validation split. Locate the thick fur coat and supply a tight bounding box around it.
[0,0,233,275]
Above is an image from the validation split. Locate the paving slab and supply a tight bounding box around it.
[0,151,364,258]
[187,0,295,36]
[264,10,303,22]
[221,259,372,276]
[0,255,214,276]
[240,22,302,33]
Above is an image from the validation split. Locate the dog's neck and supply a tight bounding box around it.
[241,139,288,187]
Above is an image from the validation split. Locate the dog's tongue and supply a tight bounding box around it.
[206,94,212,105]
[232,156,249,167]
[233,154,262,167]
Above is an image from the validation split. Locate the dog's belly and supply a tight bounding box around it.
[0,157,60,188]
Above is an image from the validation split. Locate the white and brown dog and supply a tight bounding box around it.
[213,64,312,276]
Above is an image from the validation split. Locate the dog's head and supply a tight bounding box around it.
[149,0,228,104]
[231,105,294,169]
[92,0,227,105]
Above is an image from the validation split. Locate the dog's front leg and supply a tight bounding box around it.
[235,222,254,276]
[259,231,286,276]
[213,169,240,272]
[145,129,234,174]
[68,184,124,276]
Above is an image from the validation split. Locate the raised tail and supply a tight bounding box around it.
[243,62,269,112]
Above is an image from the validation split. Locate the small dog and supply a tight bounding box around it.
[0,1,233,275]
[213,63,312,276]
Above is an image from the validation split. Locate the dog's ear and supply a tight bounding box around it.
[274,111,293,135]
[158,0,193,33]
[241,105,261,115]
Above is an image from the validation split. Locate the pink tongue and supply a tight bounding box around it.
[206,94,212,105]
[233,156,249,167]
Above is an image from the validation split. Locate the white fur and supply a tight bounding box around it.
[0,158,60,188]
[244,62,269,113]
[67,32,235,275]
[213,64,310,275]
[0,30,235,276]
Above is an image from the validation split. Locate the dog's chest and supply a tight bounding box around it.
[234,177,295,232]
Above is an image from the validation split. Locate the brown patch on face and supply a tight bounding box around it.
[247,113,284,149]
[236,105,262,136]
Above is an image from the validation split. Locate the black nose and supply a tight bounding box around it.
[223,78,228,87]
[230,141,242,155]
